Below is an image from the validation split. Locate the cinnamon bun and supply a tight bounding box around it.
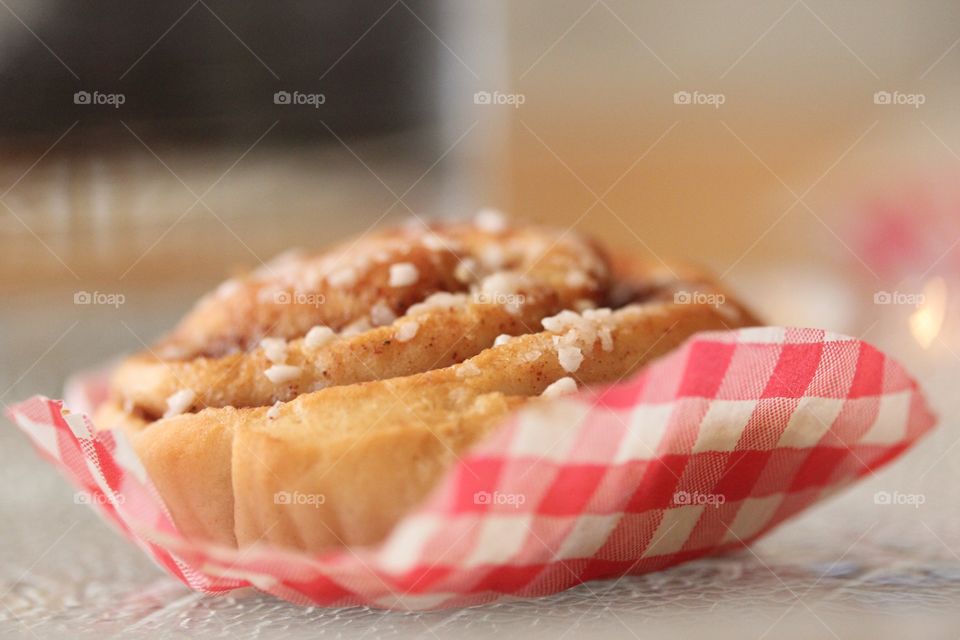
[95,213,759,551]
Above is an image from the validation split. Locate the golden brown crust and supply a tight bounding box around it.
[156,223,607,359]
[97,217,760,552]
[111,221,614,420]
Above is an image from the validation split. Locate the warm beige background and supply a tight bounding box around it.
[495,1,960,272]
[5,1,960,300]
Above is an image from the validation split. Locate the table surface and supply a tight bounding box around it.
[2,285,959,640]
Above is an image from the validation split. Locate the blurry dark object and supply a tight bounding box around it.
[0,0,437,146]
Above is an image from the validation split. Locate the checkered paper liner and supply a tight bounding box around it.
[7,327,936,610]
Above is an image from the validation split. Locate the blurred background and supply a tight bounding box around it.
[3,1,960,637]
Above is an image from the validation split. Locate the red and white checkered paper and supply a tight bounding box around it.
[6,327,936,610]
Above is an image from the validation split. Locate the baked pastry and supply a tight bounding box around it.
[95,213,759,552]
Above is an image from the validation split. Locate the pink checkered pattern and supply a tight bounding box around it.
[6,327,936,610]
